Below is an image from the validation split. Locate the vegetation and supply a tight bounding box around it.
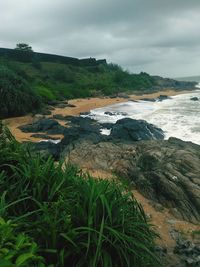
[0,123,161,266]
[0,51,156,118]
[15,43,33,52]
[0,65,41,119]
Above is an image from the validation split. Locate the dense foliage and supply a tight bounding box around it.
[0,56,156,118]
[0,66,41,119]
[0,123,161,266]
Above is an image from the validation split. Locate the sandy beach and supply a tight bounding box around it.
[4,89,191,142]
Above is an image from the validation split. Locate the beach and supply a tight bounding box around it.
[4,89,192,142]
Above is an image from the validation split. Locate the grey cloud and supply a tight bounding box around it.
[1,0,200,77]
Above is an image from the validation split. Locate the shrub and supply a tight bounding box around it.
[0,66,41,118]
[0,124,161,267]
[0,217,45,267]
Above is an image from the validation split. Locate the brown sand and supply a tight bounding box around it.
[4,89,191,142]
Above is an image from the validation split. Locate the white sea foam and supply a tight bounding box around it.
[38,139,61,144]
[88,90,200,145]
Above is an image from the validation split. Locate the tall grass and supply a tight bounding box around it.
[0,123,161,266]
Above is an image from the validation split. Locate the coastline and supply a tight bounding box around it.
[4,89,193,142]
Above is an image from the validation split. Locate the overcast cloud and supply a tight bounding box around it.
[1,0,200,77]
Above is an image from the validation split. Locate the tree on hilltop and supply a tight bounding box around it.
[15,43,33,52]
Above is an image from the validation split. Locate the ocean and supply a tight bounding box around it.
[85,89,200,145]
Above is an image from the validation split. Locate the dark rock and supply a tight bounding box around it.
[105,111,128,116]
[141,95,171,102]
[32,141,61,160]
[53,102,76,108]
[30,133,59,140]
[105,111,116,116]
[80,112,91,116]
[152,76,197,90]
[100,122,113,129]
[110,118,164,141]
[190,97,199,101]
[64,137,200,223]
[174,240,200,267]
[66,103,76,107]
[56,103,70,108]
[157,95,171,101]
[61,117,105,147]
[129,99,138,102]
[19,118,65,134]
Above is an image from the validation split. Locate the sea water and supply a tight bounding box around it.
[86,90,200,145]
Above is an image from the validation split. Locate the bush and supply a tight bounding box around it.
[0,217,45,267]
[0,125,161,267]
[0,66,41,118]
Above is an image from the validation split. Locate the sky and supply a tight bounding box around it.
[1,0,200,77]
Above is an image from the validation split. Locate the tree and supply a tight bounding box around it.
[15,43,33,52]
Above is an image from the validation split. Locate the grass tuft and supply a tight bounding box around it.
[0,123,161,266]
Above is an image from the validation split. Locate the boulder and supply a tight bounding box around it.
[110,118,164,141]
[190,97,199,101]
[157,95,171,101]
[19,118,65,134]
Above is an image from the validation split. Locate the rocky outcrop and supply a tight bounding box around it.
[19,118,65,134]
[63,138,200,223]
[110,118,164,141]
[20,116,200,223]
[153,76,197,90]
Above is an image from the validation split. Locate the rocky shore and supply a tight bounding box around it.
[3,90,200,266]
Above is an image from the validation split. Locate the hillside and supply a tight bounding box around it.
[0,48,197,118]
[175,75,200,82]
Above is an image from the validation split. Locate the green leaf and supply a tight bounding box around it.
[15,253,34,266]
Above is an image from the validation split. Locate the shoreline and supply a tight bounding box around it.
[4,89,194,142]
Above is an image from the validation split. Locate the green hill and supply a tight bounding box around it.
[0,48,196,119]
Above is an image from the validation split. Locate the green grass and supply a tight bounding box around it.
[0,123,161,266]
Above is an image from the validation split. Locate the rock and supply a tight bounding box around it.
[80,112,91,116]
[152,76,197,90]
[61,117,105,147]
[19,118,65,134]
[190,97,199,101]
[63,137,200,223]
[174,240,200,267]
[31,141,61,160]
[157,95,171,101]
[104,111,127,116]
[30,133,59,140]
[66,103,76,108]
[110,118,164,141]
[25,117,200,223]
[56,103,69,108]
